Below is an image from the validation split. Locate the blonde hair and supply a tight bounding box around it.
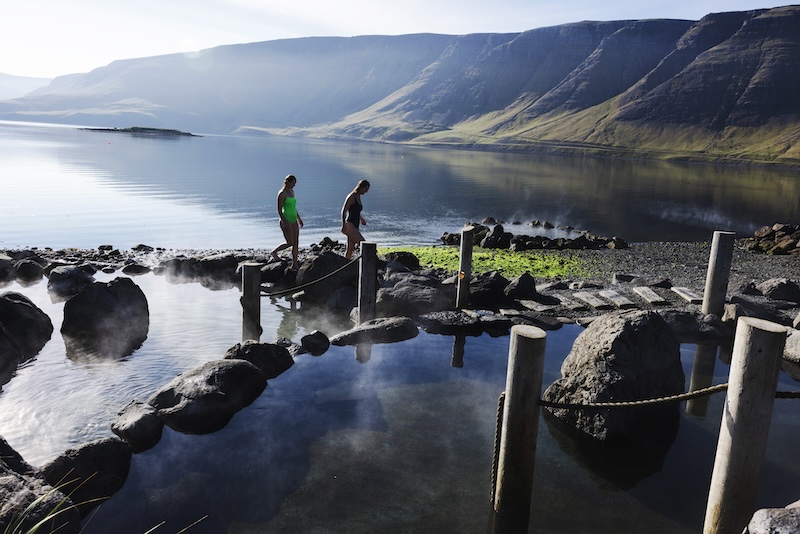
[351,179,370,194]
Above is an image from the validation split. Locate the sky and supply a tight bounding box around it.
[1,0,792,78]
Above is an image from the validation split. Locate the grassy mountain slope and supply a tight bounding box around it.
[1,6,798,164]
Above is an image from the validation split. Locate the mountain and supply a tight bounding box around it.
[0,73,52,100]
[1,6,798,165]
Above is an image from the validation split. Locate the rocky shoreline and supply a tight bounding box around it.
[1,229,799,532]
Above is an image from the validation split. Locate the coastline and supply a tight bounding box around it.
[3,239,797,322]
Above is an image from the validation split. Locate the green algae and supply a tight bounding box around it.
[378,246,587,279]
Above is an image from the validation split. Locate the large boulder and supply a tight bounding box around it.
[111,400,164,453]
[376,280,452,317]
[504,272,538,299]
[147,359,267,434]
[757,278,800,303]
[223,340,294,379]
[468,271,510,309]
[0,292,53,387]
[542,310,684,487]
[37,437,132,519]
[13,258,45,284]
[417,310,482,336]
[47,264,96,300]
[295,252,358,304]
[61,277,149,359]
[329,317,419,346]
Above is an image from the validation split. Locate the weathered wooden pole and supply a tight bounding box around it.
[492,325,547,534]
[240,262,263,342]
[703,317,788,534]
[702,231,736,316]
[456,225,475,309]
[686,344,718,417]
[357,242,377,325]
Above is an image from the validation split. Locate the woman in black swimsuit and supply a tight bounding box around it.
[341,179,370,259]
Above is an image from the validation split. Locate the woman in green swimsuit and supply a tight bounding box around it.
[271,174,303,269]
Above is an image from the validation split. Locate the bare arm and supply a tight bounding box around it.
[277,190,286,222]
[341,194,354,226]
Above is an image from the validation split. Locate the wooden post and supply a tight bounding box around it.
[703,317,787,534]
[456,225,475,309]
[702,231,736,316]
[492,325,546,534]
[241,262,263,342]
[357,242,377,325]
[685,344,718,417]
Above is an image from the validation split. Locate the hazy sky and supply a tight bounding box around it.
[1,0,790,78]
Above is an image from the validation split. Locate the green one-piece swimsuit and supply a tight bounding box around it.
[282,196,297,224]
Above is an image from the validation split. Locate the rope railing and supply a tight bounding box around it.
[537,383,800,410]
[260,255,360,297]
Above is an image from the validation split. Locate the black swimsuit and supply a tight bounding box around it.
[346,198,362,227]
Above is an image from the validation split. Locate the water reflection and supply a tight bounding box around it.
[355,343,372,363]
[685,344,719,417]
[3,121,800,250]
[451,334,466,368]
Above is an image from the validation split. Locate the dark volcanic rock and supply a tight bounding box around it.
[61,277,149,359]
[224,340,295,378]
[0,292,53,387]
[542,310,684,487]
[147,359,267,434]
[37,437,132,519]
[330,317,419,346]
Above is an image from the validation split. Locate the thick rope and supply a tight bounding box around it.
[261,255,360,297]
[491,392,505,502]
[538,383,800,410]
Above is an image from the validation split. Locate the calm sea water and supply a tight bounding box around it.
[3,120,800,250]
[2,120,800,533]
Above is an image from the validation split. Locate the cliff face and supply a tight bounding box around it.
[2,6,799,164]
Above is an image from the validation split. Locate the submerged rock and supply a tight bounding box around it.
[147,359,267,434]
[224,340,295,378]
[330,316,419,345]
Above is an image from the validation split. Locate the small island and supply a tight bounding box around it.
[78,126,199,137]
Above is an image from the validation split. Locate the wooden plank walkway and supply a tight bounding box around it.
[573,292,614,310]
[550,293,588,311]
[671,286,703,304]
[632,286,668,305]
[517,299,558,313]
[598,289,636,309]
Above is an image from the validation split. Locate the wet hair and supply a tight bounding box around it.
[283,174,296,186]
[352,179,370,194]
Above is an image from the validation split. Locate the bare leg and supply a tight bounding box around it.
[272,220,294,261]
[343,223,364,259]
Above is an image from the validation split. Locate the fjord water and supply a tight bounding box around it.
[3,120,800,250]
[2,120,800,533]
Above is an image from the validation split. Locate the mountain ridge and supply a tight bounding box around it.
[2,6,799,165]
